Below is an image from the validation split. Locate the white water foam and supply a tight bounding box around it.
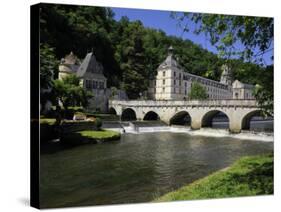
[104,126,273,142]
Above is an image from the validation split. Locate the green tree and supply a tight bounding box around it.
[119,21,148,99]
[253,65,273,115]
[188,82,208,100]
[171,13,273,63]
[52,74,93,110]
[172,12,273,114]
[40,43,59,112]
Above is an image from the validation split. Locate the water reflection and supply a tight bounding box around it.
[40,132,273,208]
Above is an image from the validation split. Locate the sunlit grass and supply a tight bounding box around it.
[155,153,273,202]
[40,118,56,125]
[77,130,120,139]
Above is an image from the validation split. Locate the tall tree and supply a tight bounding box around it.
[52,74,93,110]
[117,21,148,99]
[172,12,273,114]
[188,82,208,100]
[40,43,58,112]
[171,13,273,64]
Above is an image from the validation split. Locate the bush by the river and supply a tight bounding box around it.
[155,153,273,202]
[94,118,102,130]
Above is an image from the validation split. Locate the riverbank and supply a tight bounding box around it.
[154,153,273,202]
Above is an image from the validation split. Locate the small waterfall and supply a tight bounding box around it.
[123,122,138,133]
[103,121,273,142]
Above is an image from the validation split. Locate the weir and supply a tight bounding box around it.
[103,123,273,142]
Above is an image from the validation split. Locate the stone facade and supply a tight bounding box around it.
[59,52,127,112]
[148,46,255,100]
[232,80,255,99]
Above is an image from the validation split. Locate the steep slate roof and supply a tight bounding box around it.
[64,51,78,65]
[158,46,181,70]
[76,52,105,78]
[59,52,80,73]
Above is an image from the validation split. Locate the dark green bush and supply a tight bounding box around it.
[63,109,74,120]
[94,117,102,130]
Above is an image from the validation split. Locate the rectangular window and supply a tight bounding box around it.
[162,87,165,93]
[174,71,176,77]
[89,80,92,89]
[86,80,92,89]
[85,80,89,89]
[98,81,104,89]
[174,80,176,85]
[185,82,187,87]
[163,71,165,77]
[163,79,165,85]
[93,81,97,89]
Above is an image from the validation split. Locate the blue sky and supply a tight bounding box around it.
[111,7,273,65]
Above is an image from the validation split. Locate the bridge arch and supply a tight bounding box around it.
[241,109,263,130]
[170,111,191,126]
[143,111,160,121]
[201,110,229,129]
[121,108,137,121]
[108,107,117,115]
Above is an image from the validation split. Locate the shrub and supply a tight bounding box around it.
[94,117,102,130]
[64,109,74,120]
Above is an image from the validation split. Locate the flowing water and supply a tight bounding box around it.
[40,131,273,208]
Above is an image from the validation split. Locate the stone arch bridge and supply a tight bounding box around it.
[109,100,262,133]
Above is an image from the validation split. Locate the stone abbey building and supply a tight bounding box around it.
[59,51,127,112]
[148,46,255,100]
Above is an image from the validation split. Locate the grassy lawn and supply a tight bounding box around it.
[77,130,120,139]
[40,118,57,125]
[155,153,273,202]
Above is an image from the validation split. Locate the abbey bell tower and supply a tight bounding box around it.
[220,64,233,86]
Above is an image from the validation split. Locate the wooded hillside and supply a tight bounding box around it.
[40,4,265,100]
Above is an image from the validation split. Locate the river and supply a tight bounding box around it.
[40,130,273,208]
